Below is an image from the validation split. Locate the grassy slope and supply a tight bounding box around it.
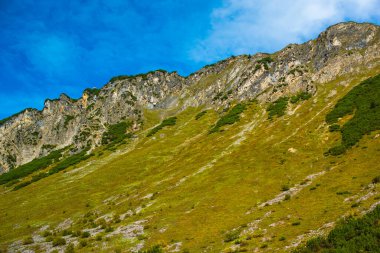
[0,67,379,252]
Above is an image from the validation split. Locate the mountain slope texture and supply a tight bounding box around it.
[0,22,379,253]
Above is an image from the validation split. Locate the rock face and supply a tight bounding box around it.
[0,22,379,172]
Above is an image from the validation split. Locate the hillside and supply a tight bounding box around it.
[0,22,379,253]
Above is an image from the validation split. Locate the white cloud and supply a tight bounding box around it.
[190,0,380,62]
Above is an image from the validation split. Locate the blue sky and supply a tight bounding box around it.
[0,0,379,119]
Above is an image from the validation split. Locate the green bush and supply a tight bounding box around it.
[84,88,101,96]
[22,236,34,245]
[81,231,90,238]
[64,243,75,253]
[209,104,246,133]
[52,237,66,247]
[329,124,341,132]
[294,206,380,252]
[102,121,132,145]
[224,230,240,242]
[267,97,289,119]
[48,149,93,175]
[372,176,380,184]
[290,92,312,104]
[195,111,207,120]
[13,149,93,191]
[0,149,63,185]
[147,117,177,137]
[326,74,380,155]
[138,245,163,253]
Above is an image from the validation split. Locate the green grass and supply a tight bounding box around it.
[209,103,246,133]
[326,74,380,155]
[147,117,177,137]
[294,205,380,253]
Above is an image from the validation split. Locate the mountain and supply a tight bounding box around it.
[0,22,379,252]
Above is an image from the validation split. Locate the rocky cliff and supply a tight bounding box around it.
[0,22,379,172]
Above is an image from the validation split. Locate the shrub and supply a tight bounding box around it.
[290,92,312,104]
[294,205,380,252]
[195,110,207,120]
[22,236,34,245]
[138,245,163,253]
[267,97,289,119]
[209,104,246,133]
[224,230,240,242]
[292,221,301,226]
[42,230,52,237]
[102,121,132,145]
[281,185,290,191]
[52,237,66,247]
[147,117,177,137]
[372,176,380,184]
[279,236,286,241]
[284,194,291,200]
[0,149,63,185]
[325,74,380,155]
[79,239,87,247]
[64,243,75,253]
[329,124,340,132]
[81,231,90,238]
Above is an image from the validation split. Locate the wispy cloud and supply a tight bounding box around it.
[190,0,380,62]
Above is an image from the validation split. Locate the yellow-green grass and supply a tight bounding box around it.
[0,67,379,252]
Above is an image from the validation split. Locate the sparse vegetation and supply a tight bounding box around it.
[147,117,177,137]
[209,104,246,133]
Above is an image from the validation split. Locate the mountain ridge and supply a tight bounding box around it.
[0,21,379,172]
[0,21,380,253]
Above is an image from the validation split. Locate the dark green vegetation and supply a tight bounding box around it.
[0,149,63,185]
[138,245,163,253]
[267,97,289,119]
[257,57,274,70]
[195,110,207,120]
[147,117,177,137]
[12,149,93,190]
[102,121,132,145]
[209,104,246,133]
[267,92,312,119]
[294,206,380,253]
[326,74,380,155]
[109,70,168,83]
[329,124,340,132]
[290,92,312,104]
[84,88,101,96]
